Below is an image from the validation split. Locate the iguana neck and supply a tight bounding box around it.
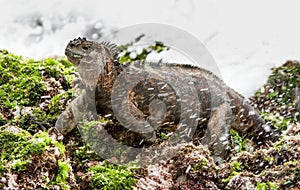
[94,59,123,115]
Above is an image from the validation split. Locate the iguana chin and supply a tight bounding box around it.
[55,37,278,162]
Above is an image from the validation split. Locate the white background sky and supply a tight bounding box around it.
[0,0,299,96]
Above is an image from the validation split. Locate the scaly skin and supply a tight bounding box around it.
[56,37,278,162]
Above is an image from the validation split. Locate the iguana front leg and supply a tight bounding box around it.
[55,90,98,135]
[55,102,77,135]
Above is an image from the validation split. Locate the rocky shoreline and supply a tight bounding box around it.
[0,49,299,189]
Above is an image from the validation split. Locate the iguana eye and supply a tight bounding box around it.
[82,45,90,50]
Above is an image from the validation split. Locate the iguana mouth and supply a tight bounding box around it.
[65,49,84,59]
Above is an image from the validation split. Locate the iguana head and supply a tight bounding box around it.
[65,37,118,66]
[65,37,120,88]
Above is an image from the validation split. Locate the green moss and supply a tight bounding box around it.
[284,159,297,166]
[0,127,65,176]
[11,159,32,173]
[229,128,248,153]
[89,162,137,190]
[53,141,66,155]
[273,137,289,152]
[193,157,209,171]
[222,171,240,184]
[54,160,70,189]
[222,161,243,184]
[0,127,69,188]
[260,113,292,131]
[0,51,74,108]
[231,161,242,171]
[256,182,278,190]
[0,51,45,108]
[72,144,101,172]
[253,62,300,130]
[0,50,76,132]
[0,128,52,174]
[267,64,300,104]
[160,132,169,140]
[49,92,73,114]
[200,157,208,166]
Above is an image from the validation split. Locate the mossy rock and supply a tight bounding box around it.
[251,60,300,131]
[0,125,77,189]
[0,50,75,133]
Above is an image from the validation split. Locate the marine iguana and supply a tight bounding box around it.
[55,37,278,162]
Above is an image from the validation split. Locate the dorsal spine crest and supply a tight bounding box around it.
[100,41,119,61]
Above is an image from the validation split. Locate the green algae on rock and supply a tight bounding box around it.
[251,60,300,131]
[0,50,76,133]
[0,126,77,189]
